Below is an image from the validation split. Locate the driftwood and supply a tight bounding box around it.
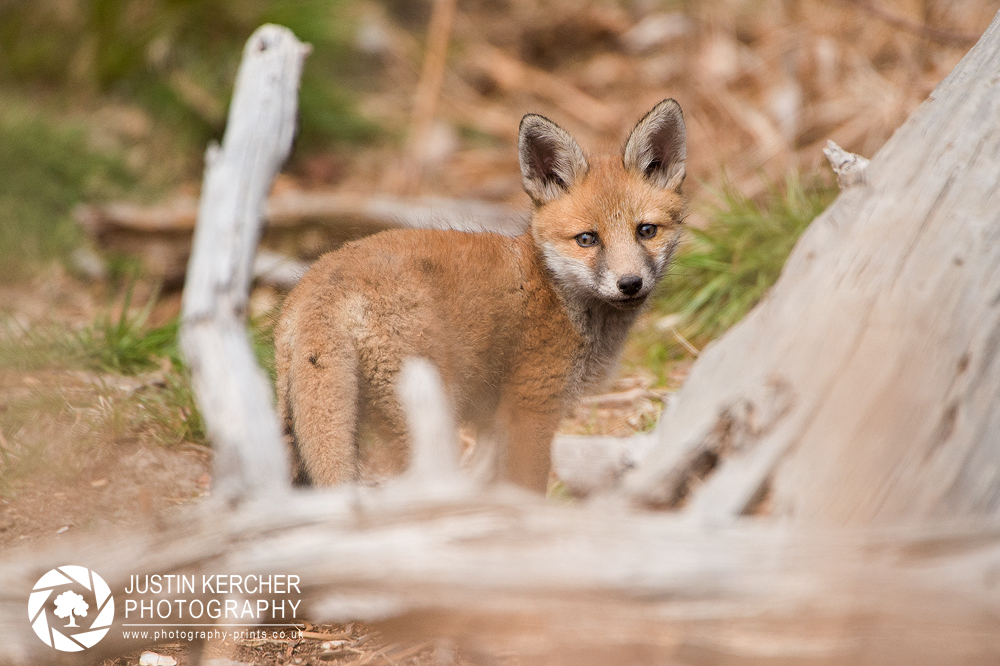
[76,191,525,236]
[6,13,1000,666]
[4,480,1000,665]
[822,139,870,189]
[549,139,869,498]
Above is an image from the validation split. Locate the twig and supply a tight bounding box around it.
[394,0,459,195]
[387,642,435,662]
[468,43,619,132]
[299,630,352,641]
[342,642,400,666]
[579,388,671,408]
[671,327,701,357]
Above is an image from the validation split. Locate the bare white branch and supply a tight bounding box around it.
[179,24,310,501]
[398,358,465,493]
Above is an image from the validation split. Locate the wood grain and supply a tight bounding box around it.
[627,11,1000,527]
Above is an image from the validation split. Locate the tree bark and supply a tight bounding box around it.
[626,10,1000,528]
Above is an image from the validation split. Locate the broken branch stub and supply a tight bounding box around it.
[398,358,465,491]
[180,25,310,501]
[823,140,870,189]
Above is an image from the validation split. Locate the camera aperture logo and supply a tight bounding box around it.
[28,566,115,652]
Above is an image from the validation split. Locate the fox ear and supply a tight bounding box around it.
[623,99,686,192]
[518,114,589,206]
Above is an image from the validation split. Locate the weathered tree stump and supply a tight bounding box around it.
[625,10,1000,528]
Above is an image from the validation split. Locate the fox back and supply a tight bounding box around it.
[274,99,687,491]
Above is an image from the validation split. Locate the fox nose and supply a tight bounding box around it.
[617,275,643,296]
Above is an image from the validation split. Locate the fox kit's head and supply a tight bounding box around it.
[519,99,686,311]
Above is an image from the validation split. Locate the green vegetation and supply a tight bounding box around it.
[0,106,133,282]
[0,0,381,154]
[630,176,836,384]
[0,284,203,452]
[660,176,836,343]
[0,1,386,283]
[0,281,282,454]
[75,290,178,375]
[0,283,174,375]
[0,301,208,494]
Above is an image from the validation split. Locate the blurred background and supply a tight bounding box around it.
[0,1,998,661]
[0,0,998,552]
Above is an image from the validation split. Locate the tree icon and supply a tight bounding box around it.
[53,590,89,628]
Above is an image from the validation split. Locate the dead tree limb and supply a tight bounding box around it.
[836,0,980,47]
[3,486,1000,664]
[393,0,459,194]
[179,24,309,501]
[467,44,620,133]
[74,192,526,285]
[626,10,1000,526]
[76,191,525,235]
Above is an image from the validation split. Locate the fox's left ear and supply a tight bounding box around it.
[623,99,686,193]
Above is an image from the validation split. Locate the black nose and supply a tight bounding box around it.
[617,275,643,296]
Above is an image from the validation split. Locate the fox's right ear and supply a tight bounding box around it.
[518,114,589,206]
[623,99,686,193]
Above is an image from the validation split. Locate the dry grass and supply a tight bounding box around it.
[0,366,211,545]
[0,278,214,546]
[342,0,999,204]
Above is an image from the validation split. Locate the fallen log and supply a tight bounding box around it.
[625,9,1000,527]
[4,481,1000,665]
[74,191,526,285]
[75,191,526,236]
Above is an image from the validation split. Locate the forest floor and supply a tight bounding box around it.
[0,267,664,666]
[3,1,998,663]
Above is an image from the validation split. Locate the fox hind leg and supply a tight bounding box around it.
[284,327,361,486]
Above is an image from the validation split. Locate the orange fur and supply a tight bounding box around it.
[274,100,688,491]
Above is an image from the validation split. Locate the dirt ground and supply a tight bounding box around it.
[0,269,665,666]
[105,622,459,666]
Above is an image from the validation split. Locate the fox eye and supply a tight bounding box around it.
[637,223,658,239]
[575,232,599,247]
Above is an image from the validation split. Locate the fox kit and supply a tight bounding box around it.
[274,99,687,492]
